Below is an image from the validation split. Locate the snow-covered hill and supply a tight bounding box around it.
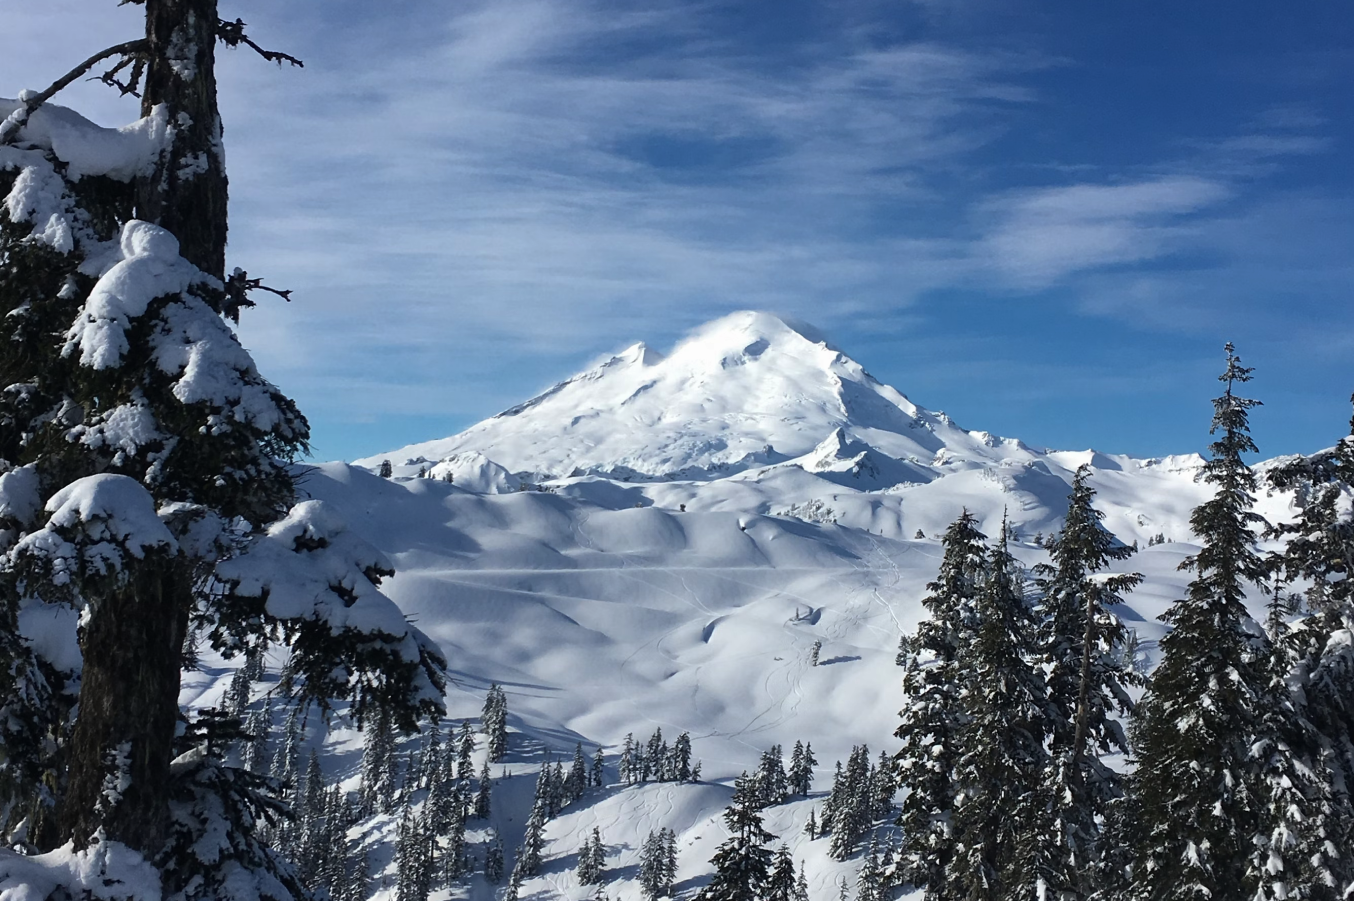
[197,311,1305,901]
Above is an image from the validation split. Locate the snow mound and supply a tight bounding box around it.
[425,453,522,494]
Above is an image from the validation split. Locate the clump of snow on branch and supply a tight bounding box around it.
[0,99,168,264]
[55,219,297,456]
[11,474,177,595]
[0,99,169,183]
[213,500,446,713]
[64,222,205,370]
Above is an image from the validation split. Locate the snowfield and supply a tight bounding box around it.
[186,311,1304,901]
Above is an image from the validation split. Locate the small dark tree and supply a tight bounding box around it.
[482,683,508,762]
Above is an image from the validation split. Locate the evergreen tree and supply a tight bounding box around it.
[505,851,527,901]
[394,804,433,901]
[946,519,1053,900]
[789,741,816,796]
[756,745,788,807]
[828,745,873,861]
[766,846,799,901]
[519,790,548,876]
[241,704,272,776]
[227,665,252,717]
[360,705,399,816]
[418,719,442,791]
[484,829,506,884]
[568,742,589,802]
[695,772,775,901]
[441,788,471,885]
[893,511,986,892]
[593,745,606,787]
[855,837,885,901]
[1034,466,1143,898]
[378,460,393,478]
[671,731,694,782]
[457,720,475,780]
[640,828,677,899]
[272,704,302,792]
[482,683,508,762]
[578,826,606,885]
[475,759,493,820]
[621,733,638,785]
[1130,344,1272,901]
[0,3,447,876]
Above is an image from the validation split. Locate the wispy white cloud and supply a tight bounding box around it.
[978,176,1231,286]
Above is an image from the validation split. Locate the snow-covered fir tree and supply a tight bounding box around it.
[484,829,506,884]
[671,731,695,782]
[482,683,509,762]
[639,828,678,899]
[475,759,493,820]
[593,746,607,787]
[577,826,606,885]
[946,519,1054,899]
[826,745,876,861]
[1034,465,1143,898]
[457,720,475,780]
[855,836,886,901]
[893,510,985,892]
[0,7,447,895]
[696,772,775,901]
[518,778,549,876]
[440,784,472,886]
[1129,345,1273,900]
[754,745,788,808]
[765,846,799,901]
[393,803,433,901]
[788,741,816,797]
[360,705,400,816]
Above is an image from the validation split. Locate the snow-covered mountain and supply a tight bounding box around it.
[355,310,1232,546]
[203,311,1304,901]
[360,310,1048,483]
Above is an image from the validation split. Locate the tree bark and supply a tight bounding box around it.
[59,559,191,854]
[135,0,228,285]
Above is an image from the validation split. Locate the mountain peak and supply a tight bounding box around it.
[359,312,1030,481]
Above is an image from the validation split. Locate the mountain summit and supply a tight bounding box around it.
[363,311,1040,482]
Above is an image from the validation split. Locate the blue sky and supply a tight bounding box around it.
[5,0,1352,462]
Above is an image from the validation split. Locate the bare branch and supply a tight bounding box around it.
[0,39,148,145]
[224,268,294,323]
[96,53,147,98]
[216,19,304,68]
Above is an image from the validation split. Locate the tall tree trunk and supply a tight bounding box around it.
[60,0,227,853]
[136,0,228,285]
[1069,587,1098,783]
[59,559,191,854]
